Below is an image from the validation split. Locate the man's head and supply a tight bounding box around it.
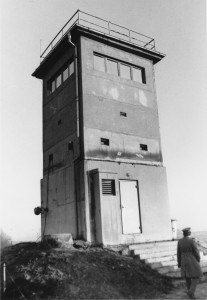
[182,227,191,237]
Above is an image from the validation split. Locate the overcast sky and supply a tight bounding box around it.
[1,0,207,242]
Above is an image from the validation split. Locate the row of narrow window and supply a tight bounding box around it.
[94,54,146,84]
[100,138,148,151]
[47,60,74,95]
[48,141,148,163]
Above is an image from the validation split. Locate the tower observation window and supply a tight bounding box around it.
[107,59,118,76]
[120,63,131,80]
[47,59,74,95]
[132,67,145,83]
[63,67,69,82]
[94,55,105,72]
[56,74,62,88]
[93,53,146,84]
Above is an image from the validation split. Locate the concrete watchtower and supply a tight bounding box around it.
[32,10,172,245]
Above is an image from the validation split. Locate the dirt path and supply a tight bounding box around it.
[163,282,207,299]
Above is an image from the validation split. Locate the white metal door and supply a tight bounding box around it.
[119,180,141,234]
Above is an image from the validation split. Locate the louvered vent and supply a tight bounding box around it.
[102,179,116,195]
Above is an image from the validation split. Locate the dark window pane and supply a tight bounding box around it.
[120,63,131,79]
[140,144,148,151]
[94,55,105,72]
[100,138,109,146]
[107,59,118,75]
[120,112,127,117]
[47,82,52,95]
[133,67,143,83]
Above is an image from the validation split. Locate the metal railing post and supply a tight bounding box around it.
[129,29,131,42]
[78,10,80,24]
[39,10,157,63]
[3,263,6,292]
[108,21,111,35]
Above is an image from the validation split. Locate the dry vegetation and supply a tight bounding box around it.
[1,239,173,300]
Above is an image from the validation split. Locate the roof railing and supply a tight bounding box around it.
[40,10,156,62]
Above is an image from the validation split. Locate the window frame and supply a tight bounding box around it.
[107,58,119,76]
[132,66,146,84]
[93,52,146,84]
[47,58,74,96]
[94,54,106,72]
[119,62,132,80]
[63,66,69,82]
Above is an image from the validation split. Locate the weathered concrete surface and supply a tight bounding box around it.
[81,36,163,165]
[41,166,77,237]
[33,26,171,245]
[85,160,172,245]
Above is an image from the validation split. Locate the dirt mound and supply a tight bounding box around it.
[1,241,173,299]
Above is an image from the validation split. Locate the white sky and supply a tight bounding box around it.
[0,0,207,242]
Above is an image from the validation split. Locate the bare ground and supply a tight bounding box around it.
[0,240,174,300]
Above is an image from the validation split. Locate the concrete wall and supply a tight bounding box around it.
[41,166,77,236]
[37,32,171,244]
[79,35,171,245]
[40,44,80,239]
[85,160,172,245]
[80,36,163,165]
[43,71,76,153]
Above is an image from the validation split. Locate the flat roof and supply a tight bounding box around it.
[32,10,165,78]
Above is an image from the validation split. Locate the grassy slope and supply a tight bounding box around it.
[0,241,173,300]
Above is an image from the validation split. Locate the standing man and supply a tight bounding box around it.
[177,227,203,299]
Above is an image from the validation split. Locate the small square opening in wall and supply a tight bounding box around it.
[120,112,127,117]
[102,179,116,195]
[49,154,53,163]
[101,138,109,146]
[58,120,62,125]
[68,141,73,151]
[140,144,148,151]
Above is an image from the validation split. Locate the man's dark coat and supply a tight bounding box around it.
[177,236,203,278]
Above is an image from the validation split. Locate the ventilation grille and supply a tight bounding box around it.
[102,179,116,195]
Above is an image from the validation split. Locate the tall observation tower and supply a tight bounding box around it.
[32,10,172,245]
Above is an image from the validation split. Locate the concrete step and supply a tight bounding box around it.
[150,262,162,269]
[157,266,176,274]
[129,240,207,278]
[158,257,207,268]
[200,253,207,260]
[161,260,177,267]
[166,265,207,277]
[201,260,207,267]
[144,254,177,264]
[166,270,181,278]
[159,263,207,277]
[202,266,207,273]
[130,244,177,255]
[129,240,177,251]
[137,249,176,260]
